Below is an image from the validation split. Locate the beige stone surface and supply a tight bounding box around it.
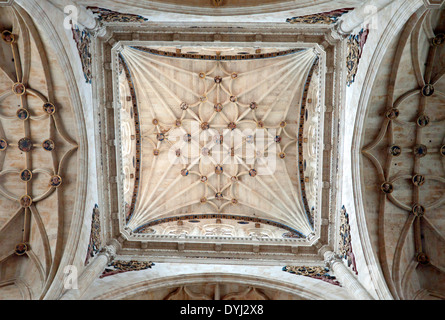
[0,0,443,301]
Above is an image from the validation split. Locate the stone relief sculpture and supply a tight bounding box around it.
[282,265,341,286]
[286,8,353,24]
[339,206,358,275]
[85,204,102,266]
[100,260,155,278]
[87,6,148,23]
[346,28,369,86]
[71,24,92,84]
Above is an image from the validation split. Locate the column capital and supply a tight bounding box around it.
[330,21,349,40]
[100,238,122,262]
[323,250,342,267]
[87,21,107,38]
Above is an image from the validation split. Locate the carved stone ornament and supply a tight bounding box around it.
[214,103,223,112]
[389,145,402,157]
[20,169,32,182]
[14,242,28,256]
[16,108,29,121]
[413,144,427,157]
[282,265,341,286]
[71,25,92,84]
[421,83,434,97]
[412,174,425,187]
[380,181,393,194]
[1,30,15,43]
[385,108,400,120]
[416,114,430,127]
[100,260,155,278]
[84,204,102,265]
[87,7,148,23]
[411,203,425,217]
[49,175,62,188]
[339,206,358,274]
[415,252,430,265]
[19,194,32,207]
[346,28,369,86]
[43,102,56,115]
[432,33,444,46]
[0,138,8,151]
[12,82,26,95]
[42,139,55,152]
[286,8,353,24]
[18,137,33,152]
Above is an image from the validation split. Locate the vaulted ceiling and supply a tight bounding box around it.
[119,45,318,239]
[359,6,445,300]
[0,0,443,301]
[0,4,80,299]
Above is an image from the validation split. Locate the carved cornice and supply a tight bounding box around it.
[131,46,303,61]
[134,214,306,238]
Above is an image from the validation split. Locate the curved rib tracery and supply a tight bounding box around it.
[120,46,317,236]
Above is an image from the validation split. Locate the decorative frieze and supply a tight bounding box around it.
[286,8,353,25]
[134,214,305,238]
[131,47,303,61]
[282,265,341,286]
[346,28,369,86]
